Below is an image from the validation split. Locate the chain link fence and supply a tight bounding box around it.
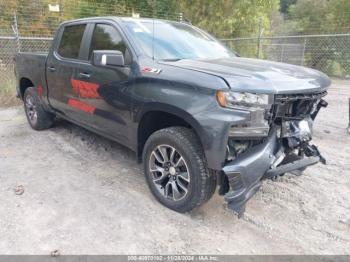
[0,0,181,86]
[222,34,350,77]
[0,36,53,84]
[2,33,348,84]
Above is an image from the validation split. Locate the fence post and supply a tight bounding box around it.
[12,12,20,53]
[280,44,285,62]
[348,98,350,134]
[257,19,264,59]
[301,38,307,66]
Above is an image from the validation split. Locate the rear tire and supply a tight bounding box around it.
[142,127,216,213]
[23,86,54,130]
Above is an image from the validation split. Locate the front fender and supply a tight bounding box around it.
[128,72,249,170]
[135,101,250,171]
[135,102,207,149]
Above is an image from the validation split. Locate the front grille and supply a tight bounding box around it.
[272,91,327,120]
[275,91,327,103]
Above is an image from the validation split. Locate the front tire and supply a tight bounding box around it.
[23,87,54,130]
[142,127,216,213]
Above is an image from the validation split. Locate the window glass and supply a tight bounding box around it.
[122,19,235,60]
[89,24,127,59]
[58,24,86,59]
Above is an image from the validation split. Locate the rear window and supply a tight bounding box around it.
[58,24,86,59]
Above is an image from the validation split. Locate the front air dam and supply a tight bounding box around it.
[223,126,325,217]
[223,128,279,216]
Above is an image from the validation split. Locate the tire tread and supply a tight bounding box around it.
[24,86,54,130]
[143,126,217,212]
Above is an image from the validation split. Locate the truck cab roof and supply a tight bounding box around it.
[59,16,186,27]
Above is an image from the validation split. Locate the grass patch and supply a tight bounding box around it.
[0,78,21,108]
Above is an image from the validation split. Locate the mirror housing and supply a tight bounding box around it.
[92,50,125,67]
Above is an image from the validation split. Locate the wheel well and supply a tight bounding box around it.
[19,78,34,99]
[137,111,196,159]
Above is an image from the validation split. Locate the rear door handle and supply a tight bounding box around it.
[79,72,90,79]
[48,66,56,72]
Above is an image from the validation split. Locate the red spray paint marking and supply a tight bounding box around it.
[68,98,96,114]
[71,79,100,99]
[37,85,43,96]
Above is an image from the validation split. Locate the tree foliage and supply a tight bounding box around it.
[70,0,179,20]
[279,0,297,14]
[178,0,279,39]
[284,0,350,34]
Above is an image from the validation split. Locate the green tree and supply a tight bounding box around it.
[279,0,297,14]
[178,0,278,57]
[285,0,350,34]
[0,0,62,36]
[68,0,129,18]
[128,0,179,19]
[0,0,17,34]
[70,0,180,20]
[179,0,279,39]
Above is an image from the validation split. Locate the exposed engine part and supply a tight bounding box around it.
[270,150,306,180]
[224,92,329,217]
[266,142,326,181]
[270,149,285,169]
[226,139,252,161]
[311,99,328,120]
[281,117,313,148]
[273,92,327,121]
[265,154,320,178]
[266,93,327,149]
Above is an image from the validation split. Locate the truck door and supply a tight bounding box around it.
[74,23,132,145]
[46,23,90,121]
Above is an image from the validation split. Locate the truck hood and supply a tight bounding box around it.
[161,57,331,94]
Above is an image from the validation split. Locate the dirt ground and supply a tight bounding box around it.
[0,80,349,255]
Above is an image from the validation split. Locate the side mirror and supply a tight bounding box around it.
[92,50,125,67]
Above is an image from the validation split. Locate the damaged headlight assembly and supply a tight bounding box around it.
[216,91,272,137]
[216,91,271,109]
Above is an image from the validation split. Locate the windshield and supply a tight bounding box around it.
[122,19,236,60]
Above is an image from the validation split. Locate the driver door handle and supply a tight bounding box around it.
[79,72,90,79]
[48,66,56,72]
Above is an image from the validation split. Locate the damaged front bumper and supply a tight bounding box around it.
[222,126,325,216]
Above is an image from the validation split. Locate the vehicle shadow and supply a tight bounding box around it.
[52,118,137,161]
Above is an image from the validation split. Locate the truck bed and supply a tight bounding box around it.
[15,52,48,98]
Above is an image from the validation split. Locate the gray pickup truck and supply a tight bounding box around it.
[15,17,331,215]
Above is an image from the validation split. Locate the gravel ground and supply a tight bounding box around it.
[0,80,349,255]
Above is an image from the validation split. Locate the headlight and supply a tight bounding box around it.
[216,91,271,109]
